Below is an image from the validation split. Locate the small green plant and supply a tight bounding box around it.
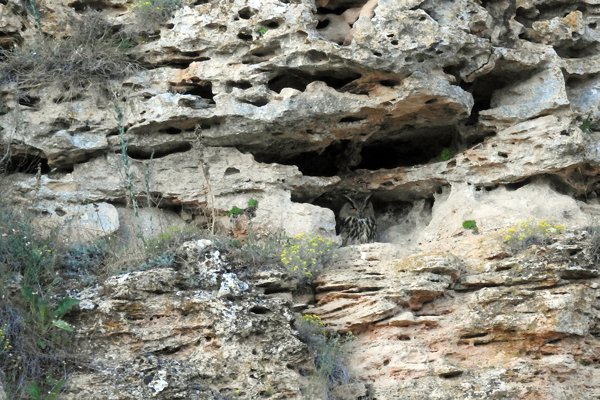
[228,198,259,218]
[295,314,351,396]
[280,233,336,281]
[440,147,455,161]
[229,206,245,217]
[256,26,268,36]
[21,288,79,340]
[247,198,259,209]
[503,219,565,252]
[462,219,479,234]
[26,376,65,400]
[580,118,593,134]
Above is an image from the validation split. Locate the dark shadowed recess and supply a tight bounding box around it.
[253,127,457,177]
[268,69,361,93]
[0,152,50,174]
[316,0,370,15]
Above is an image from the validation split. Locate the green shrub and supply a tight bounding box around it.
[580,118,593,134]
[256,26,268,36]
[440,147,455,161]
[0,204,77,399]
[228,206,245,217]
[295,314,351,396]
[0,12,137,94]
[247,198,258,209]
[228,198,259,218]
[462,219,478,233]
[280,233,336,281]
[503,219,565,252]
[0,206,55,287]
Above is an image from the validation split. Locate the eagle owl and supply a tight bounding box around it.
[339,194,376,246]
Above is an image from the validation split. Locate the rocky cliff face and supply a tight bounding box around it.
[1,0,600,398]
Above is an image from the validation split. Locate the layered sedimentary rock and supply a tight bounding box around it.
[2,0,600,398]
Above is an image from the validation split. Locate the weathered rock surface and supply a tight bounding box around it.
[2,0,600,398]
[308,233,600,399]
[65,240,317,399]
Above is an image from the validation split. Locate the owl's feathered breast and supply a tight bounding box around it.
[339,195,376,246]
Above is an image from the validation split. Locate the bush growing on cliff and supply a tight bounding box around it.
[0,12,137,94]
[295,314,352,397]
[503,219,565,252]
[280,233,336,281]
[0,204,78,399]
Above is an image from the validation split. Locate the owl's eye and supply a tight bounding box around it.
[351,207,356,211]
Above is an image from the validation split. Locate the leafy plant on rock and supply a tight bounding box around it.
[0,203,79,399]
[462,219,479,234]
[280,233,336,281]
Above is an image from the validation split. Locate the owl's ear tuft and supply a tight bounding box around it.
[343,194,358,208]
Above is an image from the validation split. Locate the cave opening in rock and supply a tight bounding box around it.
[170,80,215,104]
[267,69,361,93]
[307,190,435,245]
[0,153,50,174]
[358,130,455,170]
[254,128,457,177]
[460,69,536,136]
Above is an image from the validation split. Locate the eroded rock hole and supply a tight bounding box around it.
[68,0,125,11]
[196,118,223,131]
[159,127,182,135]
[238,7,256,20]
[224,167,240,176]
[310,193,434,245]
[268,70,361,93]
[171,80,215,104]
[240,98,269,107]
[227,80,252,90]
[261,19,282,29]
[237,31,253,41]
[316,0,370,15]
[0,153,49,174]
[249,305,270,314]
[339,116,366,123]
[18,94,40,107]
[242,44,281,63]
[358,130,456,170]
